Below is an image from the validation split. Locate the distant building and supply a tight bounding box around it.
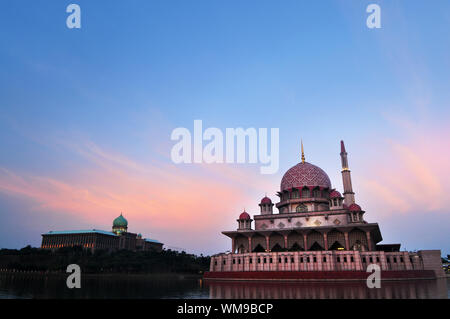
[41,213,163,252]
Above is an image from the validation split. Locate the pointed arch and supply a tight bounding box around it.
[252,244,265,252]
[269,233,285,251]
[307,230,325,250]
[312,187,321,198]
[327,229,345,250]
[301,187,310,198]
[235,234,249,253]
[251,233,266,252]
[289,242,304,251]
[287,232,304,251]
[271,243,284,252]
[329,241,345,250]
[309,242,324,251]
[348,228,368,251]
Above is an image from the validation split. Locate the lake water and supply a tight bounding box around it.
[0,273,448,299]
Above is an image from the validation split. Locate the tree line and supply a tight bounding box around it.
[0,246,210,274]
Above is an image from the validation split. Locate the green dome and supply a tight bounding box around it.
[113,213,128,227]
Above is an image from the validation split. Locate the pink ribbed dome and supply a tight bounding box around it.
[280,162,331,191]
[348,203,362,211]
[329,190,342,198]
[260,196,272,204]
[239,211,250,220]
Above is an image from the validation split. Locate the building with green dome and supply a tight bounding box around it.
[41,213,163,252]
[112,213,128,235]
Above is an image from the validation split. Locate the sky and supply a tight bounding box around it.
[0,1,449,256]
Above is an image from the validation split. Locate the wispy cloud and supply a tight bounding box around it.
[359,122,450,215]
[0,137,273,253]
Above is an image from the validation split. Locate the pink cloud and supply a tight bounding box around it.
[359,124,450,216]
[0,139,273,254]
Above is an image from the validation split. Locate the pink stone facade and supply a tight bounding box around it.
[210,250,432,272]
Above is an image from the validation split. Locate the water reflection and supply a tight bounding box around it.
[205,279,449,299]
[0,273,207,299]
[0,273,448,299]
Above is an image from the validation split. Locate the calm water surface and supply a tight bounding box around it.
[0,273,448,299]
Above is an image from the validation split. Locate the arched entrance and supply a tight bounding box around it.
[327,229,345,250]
[253,244,265,252]
[289,242,304,251]
[329,241,345,250]
[309,242,324,251]
[271,243,284,252]
[307,230,325,251]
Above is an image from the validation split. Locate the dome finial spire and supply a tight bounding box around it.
[301,139,305,163]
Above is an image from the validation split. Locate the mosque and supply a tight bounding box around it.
[41,213,163,252]
[204,141,444,281]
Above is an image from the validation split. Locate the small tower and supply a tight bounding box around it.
[348,203,365,223]
[237,210,252,230]
[259,195,274,215]
[112,213,128,235]
[329,190,344,210]
[340,140,355,206]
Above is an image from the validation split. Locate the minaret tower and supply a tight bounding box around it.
[340,140,355,206]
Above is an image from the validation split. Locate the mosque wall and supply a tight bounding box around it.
[209,250,443,276]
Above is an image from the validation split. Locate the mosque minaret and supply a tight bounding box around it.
[340,140,355,206]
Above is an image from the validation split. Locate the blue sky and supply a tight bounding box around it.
[0,1,449,255]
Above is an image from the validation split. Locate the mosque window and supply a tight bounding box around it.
[307,257,310,263]
[291,189,299,199]
[278,258,282,263]
[296,204,307,213]
[313,257,317,263]
[393,257,397,263]
[291,257,294,263]
[369,257,373,263]
[400,257,404,263]
[269,258,273,263]
[223,260,226,265]
[344,257,347,262]
[258,258,261,263]
[376,257,380,262]
[387,257,390,263]
[323,257,326,262]
[300,257,304,263]
[302,188,310,197]
[313,189,320,197]
[263,258,267,263]
[249,258,252,264]
[362,257,366,263]
[285,257,288,263]
[337,257,340,262]
[351,257,354,262]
